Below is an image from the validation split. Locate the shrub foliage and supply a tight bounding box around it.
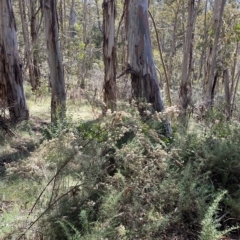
[2,107,240,239]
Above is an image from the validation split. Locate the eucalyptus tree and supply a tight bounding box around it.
[103,0,117,112]
[29,0,41,90]
[41,0,66,122]
[180,0,200,111]
[70,0,77,37]
[19,0,38,91]
[204,0,226,106]
[125,0,171,134]
[0,0,29,121]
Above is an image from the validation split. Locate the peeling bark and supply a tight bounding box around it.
[41,0,66,122]
[0,0,29,121]
[126,0,163,111]
[126,0,171,134]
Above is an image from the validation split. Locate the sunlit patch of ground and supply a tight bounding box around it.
[27,97,97,122]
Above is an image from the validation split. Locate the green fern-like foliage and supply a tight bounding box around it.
[200,190,239,240]
[57,219,82,240]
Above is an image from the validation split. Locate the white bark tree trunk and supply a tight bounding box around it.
[126,0,164,111]
[126,0,171,134]
[41,0,66,122]
[0,0,29,121]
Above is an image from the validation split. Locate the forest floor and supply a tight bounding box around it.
[1,95,240,240]
[0,97,102,239]
[0,97,96,174]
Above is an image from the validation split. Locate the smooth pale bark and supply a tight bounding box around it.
[0,0,29,121]
[42,0,66,122]
[126,0,164,111]
[204,0,226,106]
[103,0,117,112]
[126,0,171,134]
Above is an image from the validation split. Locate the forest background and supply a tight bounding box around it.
[1,0,240,239]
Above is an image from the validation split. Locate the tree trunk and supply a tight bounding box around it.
[231,70,240,116]
[95,0,102,33]
[223,69,231,120]
[204,0,226,106]
[180,0,200,111]
[19,0,36,91]
[198,0,208,79]
[125,0,171,134]
[0,0,29,121]
[167,5,179,86]
[230,42,239,98]
[80,0,88,89]
[29,0,41,89]
[41,0,66,122]
[103,0,117,112]
[69,0,76,38]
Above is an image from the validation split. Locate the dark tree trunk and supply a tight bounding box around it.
[69,0,76,38]
[103,0,117,112]
[223,69,231,119]
[29,0,41,90]
[180,0,200,111]
[204,0,226,106]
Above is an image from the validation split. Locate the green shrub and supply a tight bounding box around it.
[3,107,240,240]
[200,191,239,240]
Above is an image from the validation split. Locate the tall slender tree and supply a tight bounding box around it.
[103,0,117,112]
[180,0,200,111]
[41,0,66,122]
[204,0,226,106]
[0,0,29,121]
[80,0,88,89]
[29,0,41,90]
[19,0,36,91]
[69,0,76,38]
